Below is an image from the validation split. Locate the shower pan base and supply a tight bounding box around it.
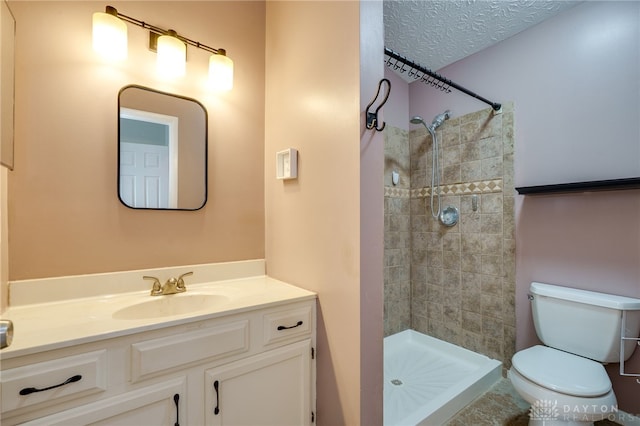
[384,329,502,426]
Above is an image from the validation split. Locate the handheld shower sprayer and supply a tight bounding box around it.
[410,110,451,220]
[410,115,426,126]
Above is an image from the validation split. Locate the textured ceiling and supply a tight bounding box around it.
[384,0,582,81]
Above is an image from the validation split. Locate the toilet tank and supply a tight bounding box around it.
[530,282,640,363]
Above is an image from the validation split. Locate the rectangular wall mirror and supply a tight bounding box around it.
[118,85,208,210]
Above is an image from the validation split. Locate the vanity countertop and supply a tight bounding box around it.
[1,261,316,360]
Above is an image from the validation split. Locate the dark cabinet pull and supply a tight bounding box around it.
[174,393,180,426]
[277,320,303,331]
[213,380,220,415]
[19,374,82,396]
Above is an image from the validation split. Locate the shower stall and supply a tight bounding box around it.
[383,102,516,425]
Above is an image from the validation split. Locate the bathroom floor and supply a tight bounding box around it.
[445,378,623,426]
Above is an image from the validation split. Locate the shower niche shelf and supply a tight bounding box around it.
[516,177,640,195]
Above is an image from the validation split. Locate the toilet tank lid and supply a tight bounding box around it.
[531,282,640,310]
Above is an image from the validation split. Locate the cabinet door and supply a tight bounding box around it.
[21,377,186,426]
[205,340,312,426]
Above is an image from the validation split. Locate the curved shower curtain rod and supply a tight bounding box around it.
[384,47,502,112]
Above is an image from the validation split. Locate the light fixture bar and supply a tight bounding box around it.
[104,5,224,56]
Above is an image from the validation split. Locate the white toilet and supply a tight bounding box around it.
[508,282,640,426]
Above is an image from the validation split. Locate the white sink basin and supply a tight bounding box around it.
[113,294,230,320]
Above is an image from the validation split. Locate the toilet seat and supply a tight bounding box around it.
[508,367,617,424]
[512,346,611,397]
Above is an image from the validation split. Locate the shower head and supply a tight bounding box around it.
[429,110,450,131]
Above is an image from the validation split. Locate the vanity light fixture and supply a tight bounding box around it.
[208,48,233,91]
[92,6,127,61]
[156,30,186,78]
[92,5,233,90]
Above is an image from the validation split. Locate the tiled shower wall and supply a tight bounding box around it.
[384,104,515,367]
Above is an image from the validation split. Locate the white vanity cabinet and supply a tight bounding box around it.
[205,340,312,426]
[0,299,316,426]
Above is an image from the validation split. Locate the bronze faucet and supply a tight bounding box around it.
[144,272,193,296]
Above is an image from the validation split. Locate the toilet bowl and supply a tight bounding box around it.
[509,346,616,426]
[509,282,640,426]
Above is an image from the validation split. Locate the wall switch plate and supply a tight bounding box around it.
[276,148,298,180]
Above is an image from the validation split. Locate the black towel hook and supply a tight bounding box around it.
[365,78,391,131]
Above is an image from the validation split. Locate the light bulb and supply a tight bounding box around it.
[157,31,186,78]
[208,49,233,91]
[92,9,127,61]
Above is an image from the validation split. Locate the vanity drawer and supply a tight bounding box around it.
[1,350,107,414]
[263,305,312,346]
[131,319,249,382]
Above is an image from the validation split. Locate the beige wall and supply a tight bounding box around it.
[9,1,265,280]
[7,1,381,422]
[265,1,374,424]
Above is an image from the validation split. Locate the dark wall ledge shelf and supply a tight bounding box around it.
[516,177,640,195]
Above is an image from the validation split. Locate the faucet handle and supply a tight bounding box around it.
[176,271,193,291]
[143,276,162,296]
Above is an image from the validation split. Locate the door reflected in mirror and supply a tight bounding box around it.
[118,85,207,210]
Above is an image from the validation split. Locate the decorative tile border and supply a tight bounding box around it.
[384,179,503,198]
[383,187,411,198]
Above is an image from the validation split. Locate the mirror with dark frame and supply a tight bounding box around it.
[118,85,207,210]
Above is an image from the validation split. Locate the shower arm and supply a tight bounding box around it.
[384,47,502,112]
